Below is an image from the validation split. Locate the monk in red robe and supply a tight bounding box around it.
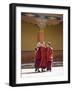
[46,42,53,71]
[35,43,41,72]
[39,42,47,72]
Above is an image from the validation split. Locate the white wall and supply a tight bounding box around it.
[0,0,72,90]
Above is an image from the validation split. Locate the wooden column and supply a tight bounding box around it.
[37,29,44,42]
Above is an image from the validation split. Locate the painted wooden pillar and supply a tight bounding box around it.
[37,29,44,42]
[36,16,46,42]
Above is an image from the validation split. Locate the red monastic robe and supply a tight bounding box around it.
[35,47,41,68]
[39,47,47,69]
[46,47,53,69]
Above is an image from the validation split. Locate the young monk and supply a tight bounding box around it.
[39,41,47,72]
[35,42,41,72]
[46,42,53,71]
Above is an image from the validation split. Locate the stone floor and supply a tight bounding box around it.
[21,61,63,69]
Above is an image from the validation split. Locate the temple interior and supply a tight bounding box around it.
[21,13,63,69]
